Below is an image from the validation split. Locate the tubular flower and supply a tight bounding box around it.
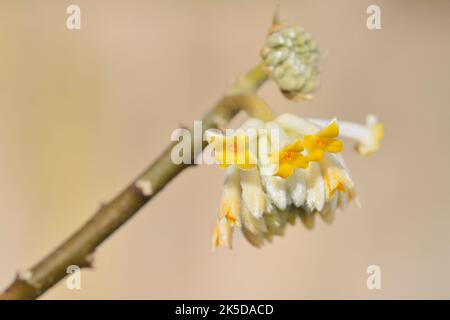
[307,114,384,156]
[208,113,382,250]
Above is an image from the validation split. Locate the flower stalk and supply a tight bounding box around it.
[0,64,271,300]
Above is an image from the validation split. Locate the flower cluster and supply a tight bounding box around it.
[208,114,383,249]
[207,13,384,250]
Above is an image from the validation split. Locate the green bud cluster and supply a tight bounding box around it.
[261,26,320,100]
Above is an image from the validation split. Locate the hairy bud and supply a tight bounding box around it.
[261,25,320,101]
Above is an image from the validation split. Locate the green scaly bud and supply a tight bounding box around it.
[261,22,320,101]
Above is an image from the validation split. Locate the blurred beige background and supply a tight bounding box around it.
[0,0,449,299]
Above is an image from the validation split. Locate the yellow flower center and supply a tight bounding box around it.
[316,138,325,147]
[284,151,293,161]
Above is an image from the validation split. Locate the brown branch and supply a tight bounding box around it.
[0,64,272,300]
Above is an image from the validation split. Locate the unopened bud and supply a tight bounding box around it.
[261,24,320,101]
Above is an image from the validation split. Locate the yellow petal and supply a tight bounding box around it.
[307,149,324,162]
[303,135,316,151]
[374,123,384,140]
[318,121,339,138]
[275,161,294,179]
[233,135,245,152]
[326,140,343,153]
[284,139,304,153]
[293,155,309,168]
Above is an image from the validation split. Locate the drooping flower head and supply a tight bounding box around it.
[207,113,383,250]
[207,12,384,250]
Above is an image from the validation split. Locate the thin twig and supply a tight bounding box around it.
[0,64,271,300]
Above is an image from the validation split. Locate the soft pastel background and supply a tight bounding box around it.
[0,0,449,299]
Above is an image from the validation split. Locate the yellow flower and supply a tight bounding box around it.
[303,121,343,162]
[307,115,382,156]
[272,140,309,179]
[209,133,257,170]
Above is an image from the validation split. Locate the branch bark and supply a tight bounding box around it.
[0,64,271,300]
